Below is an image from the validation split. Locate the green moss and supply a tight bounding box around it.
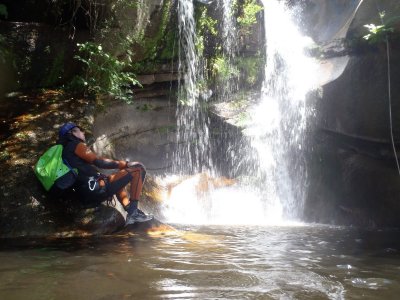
[141,0,174,61]
[126,0,178,73]
[159,27,178,60]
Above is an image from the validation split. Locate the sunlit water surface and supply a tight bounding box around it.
[1,225,400,299]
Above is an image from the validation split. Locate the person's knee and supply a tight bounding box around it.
[127,165,146,174]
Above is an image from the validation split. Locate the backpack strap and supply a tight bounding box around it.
[62,158,78,177]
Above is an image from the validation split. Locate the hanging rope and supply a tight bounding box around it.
[375,1,400,175]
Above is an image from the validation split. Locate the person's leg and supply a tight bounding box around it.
[107,165,151,223]
[127,165,146,201]
[106,170,132,206]
[107,165,146,204]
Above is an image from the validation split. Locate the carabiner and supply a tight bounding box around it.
[88,177,96,191]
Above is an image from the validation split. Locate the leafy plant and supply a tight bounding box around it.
[211,55,239,82]
[363,12,400,43]
[237,0,263,30]
[363,23,394,43]
[195,5,218,56]
[73,42,141,103]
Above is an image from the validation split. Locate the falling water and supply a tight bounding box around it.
[245,0,318,220]
[221,0,237,54]
[217,0,239,100]
[165,0,318,224]
[172,0,213,175]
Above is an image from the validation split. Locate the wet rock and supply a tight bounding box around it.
[72,202,126,235]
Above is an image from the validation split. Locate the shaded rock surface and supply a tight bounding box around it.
[304,0,400,226]
[93,95,177,175]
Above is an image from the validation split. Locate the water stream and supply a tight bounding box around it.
[1,225,399,299]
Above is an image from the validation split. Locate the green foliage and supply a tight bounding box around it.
[237,0,263,29]
[72,42,141,103]
[195,5,218,56]
[363,12,400,43]
[211,55,239,82]
[363,24,394,43]
[208,53,263,92]
[197,7,218,36]
[0,4,7,19]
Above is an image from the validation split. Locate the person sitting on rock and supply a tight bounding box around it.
[57,122,152,225]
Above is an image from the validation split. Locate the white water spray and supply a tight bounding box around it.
[165,0,318,225]
[245,0,318,220]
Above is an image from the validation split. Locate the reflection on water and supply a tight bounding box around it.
[1,225,400,299]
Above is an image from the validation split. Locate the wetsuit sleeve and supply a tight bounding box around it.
[74,143,128,169]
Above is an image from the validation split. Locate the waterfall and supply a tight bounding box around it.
[165,0,317,224]
[217,0,239,100]
[172,0,213,175]
[245,0,317,220]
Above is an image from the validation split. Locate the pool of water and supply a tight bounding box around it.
[1,224,399,299]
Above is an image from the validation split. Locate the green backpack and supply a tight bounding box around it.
[34,144,78,191]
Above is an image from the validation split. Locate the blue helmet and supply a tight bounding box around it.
[59,122,78,138]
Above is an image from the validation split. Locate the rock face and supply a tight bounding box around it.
[302,0,400,226]
[0,22,87,93]
[93,96,177,175]
[0,0,177,94]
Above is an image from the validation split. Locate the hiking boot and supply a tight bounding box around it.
[125,208,153,225]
